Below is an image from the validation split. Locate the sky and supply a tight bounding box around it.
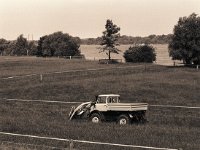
[0,0,200,40]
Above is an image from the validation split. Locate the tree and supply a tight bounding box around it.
[37,32,80,57]
[27,41,37,56]
[4,41,16,55]
[124,45,156,63]
[13,34,28,56]
[0,39,9,56]
[100,19,120,60]
[169,13,200,65]
[37,35,47,56]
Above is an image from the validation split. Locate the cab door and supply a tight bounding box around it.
[95,96,107,111]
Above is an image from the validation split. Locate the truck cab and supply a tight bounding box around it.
[94,94,120,111]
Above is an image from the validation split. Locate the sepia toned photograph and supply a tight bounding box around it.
[0,0,200,149]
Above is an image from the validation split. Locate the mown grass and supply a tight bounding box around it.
[0,62,199,106]
[0,56,136,78]
[0,57,200,150]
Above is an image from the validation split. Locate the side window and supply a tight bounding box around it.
[108,97,117,103]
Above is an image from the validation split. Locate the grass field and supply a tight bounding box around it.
[0,57,199,150]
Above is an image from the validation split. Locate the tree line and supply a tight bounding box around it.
[0,33,172,57]
[0,33,170,57]
[0,13,199,65]
[81,34,172,45]
[0,32,81,57]
[0,36,37,56]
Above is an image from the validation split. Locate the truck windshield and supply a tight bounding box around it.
[96,96,106,103]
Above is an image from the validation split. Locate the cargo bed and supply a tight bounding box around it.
[106,103,148,111]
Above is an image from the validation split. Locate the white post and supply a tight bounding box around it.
[70,56,72,60]
[197,65,199,71]
[40,74,43,82]
[69,139,74,150]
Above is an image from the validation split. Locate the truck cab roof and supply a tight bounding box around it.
[98,94,120,97]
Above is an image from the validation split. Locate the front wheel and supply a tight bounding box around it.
[90,113,102,123]
[117,114,130,125]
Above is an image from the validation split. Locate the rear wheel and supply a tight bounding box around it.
[117,114,130,125]
[90,113,102,123]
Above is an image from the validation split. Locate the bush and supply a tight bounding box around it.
[124,45,156,63]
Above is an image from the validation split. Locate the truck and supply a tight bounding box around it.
[69,94,148,125]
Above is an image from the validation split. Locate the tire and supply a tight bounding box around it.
[117,114,130,125]
[90,113,102,123]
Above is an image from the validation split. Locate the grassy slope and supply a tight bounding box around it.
[0,56,125,78]
[0,57,200,150]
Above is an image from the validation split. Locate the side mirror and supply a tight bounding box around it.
[95,95,98,101]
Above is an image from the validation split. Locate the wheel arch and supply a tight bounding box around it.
[117,114,131,125]
[89,110,101,117]
[89,110,105,121]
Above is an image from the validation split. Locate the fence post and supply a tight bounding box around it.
[69,139,74,150]
[197,65,199,71]
[40,74,43,82]
[70,56,72,60]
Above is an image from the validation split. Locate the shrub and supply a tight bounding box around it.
[124,45,156,63]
